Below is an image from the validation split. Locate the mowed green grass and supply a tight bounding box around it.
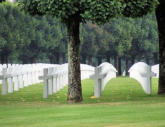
[0,77,165,127]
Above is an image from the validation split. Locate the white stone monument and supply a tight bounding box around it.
[90,62,117,98]
[128,62,155,94]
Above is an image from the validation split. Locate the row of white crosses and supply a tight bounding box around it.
[0,63,58,95]
[41,64,95,98]
[91,62,159,98]
[0,64,17,84]
[0,62,159,98]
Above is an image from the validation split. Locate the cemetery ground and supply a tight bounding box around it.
[0,77,165,127]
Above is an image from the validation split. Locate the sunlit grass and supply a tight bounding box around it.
[0,77,165,127]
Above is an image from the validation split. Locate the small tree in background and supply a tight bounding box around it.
[20,0,157,103]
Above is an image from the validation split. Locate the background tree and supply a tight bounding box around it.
[80,23,98,65]
[0,3,31,64]
[156,0,165,94]
[103,18,134,75]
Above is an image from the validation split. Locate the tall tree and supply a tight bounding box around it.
[20,0,157,102]
[0,2,31,63]
[103,17,134,75]
[156,0,165,94]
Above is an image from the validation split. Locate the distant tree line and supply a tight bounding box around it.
[0,3,158,75]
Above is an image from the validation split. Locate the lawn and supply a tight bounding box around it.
[0,77,165,127]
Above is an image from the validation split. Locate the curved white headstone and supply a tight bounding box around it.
[128,62,155,94]
[98,62,117,90]
[80,64,95,80]
[90,62,117,97]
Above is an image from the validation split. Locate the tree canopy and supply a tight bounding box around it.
[20,0,158,24]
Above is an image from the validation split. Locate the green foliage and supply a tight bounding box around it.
[0,2,159,64]
[103,17,135,57]
[80,13,158,64]
[126,13,158,61]
[19,0,158,24]
[123,0,158,17]
[0,2,66,63]
[0,2,31,63]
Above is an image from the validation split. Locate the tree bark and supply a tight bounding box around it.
[88,56,93,65]
[1,56,5,64]
[98,56,102,65]
[146,58,149,65]
[114,55,121,76]
[82,54,87,64]
[118,57,122,76]
[49,56,53,64]
[131,57,135,65]
[5,55,8,65]
[55,52,60,64]
[125,58,129,76]
[153,53,159,64]
[156,1,165,94]
[62,53,65,63]
[67,18,82,102]
[106,55,110,63]
[114,56,118,71]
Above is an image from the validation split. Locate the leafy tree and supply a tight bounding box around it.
[19,16,60,63]
[103,17,135,75]
[20,0,157,102]
[80,23,109,65]
[0,3,31,63]
[140,14,158,64]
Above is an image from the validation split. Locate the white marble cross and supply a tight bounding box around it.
[128,62,156,94]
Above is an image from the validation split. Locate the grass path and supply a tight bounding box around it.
[0,77,165,127]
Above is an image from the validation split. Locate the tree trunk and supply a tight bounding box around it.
[82,54,87,64]
[114,55,121,76]
[114,56,116,68]
[88,56,93,65]
[4,55,8,65]
[49,56,53,64]
[125,58,129,76]
[55,52,60,64]
[153,53,159,64]
[1,56,5,64]
[131,57,135,65]
[146,58,149,65]
[98,56,102,65]
[156,1,165,94]
[114,56,118,70]
[106,55,110,63]
[118,57,121,76]
[67,19,82,102]
[62,53,65,63]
